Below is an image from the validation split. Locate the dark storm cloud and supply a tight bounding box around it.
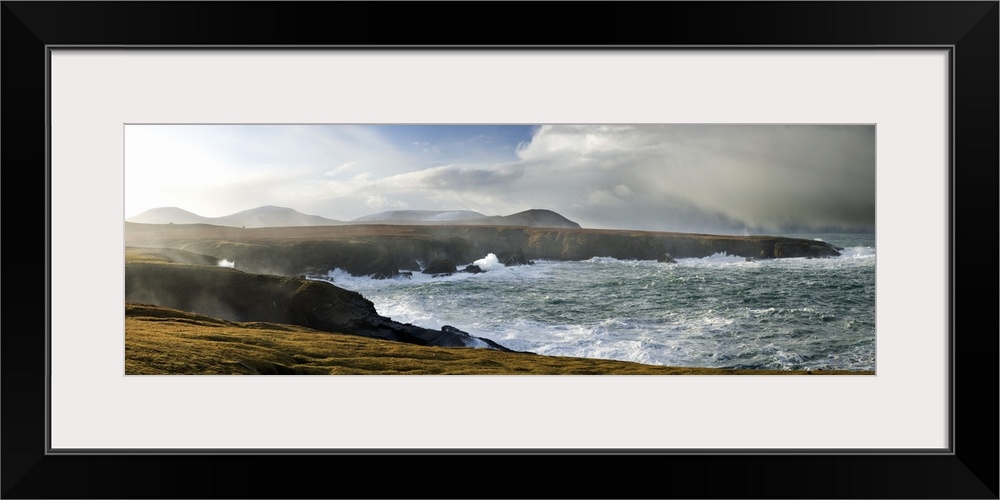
[508,124,877,233]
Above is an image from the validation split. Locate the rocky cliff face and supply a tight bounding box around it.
[125,223,842,279]
[124,261,513,351]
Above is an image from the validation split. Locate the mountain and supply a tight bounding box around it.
[352,209,581,229]
[211,206,344,228]
[127,206,344,228]
[481,209,581,229]
[125,207,207,225]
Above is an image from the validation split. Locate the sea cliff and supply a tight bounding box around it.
[125,223,841,278]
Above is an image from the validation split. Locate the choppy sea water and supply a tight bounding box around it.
[312,234,875,371]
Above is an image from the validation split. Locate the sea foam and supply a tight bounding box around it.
[473,253,504,271]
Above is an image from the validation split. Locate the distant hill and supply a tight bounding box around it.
[127,206,344,228]
[353,208,581,229]
[128,206,581,229]
[479,209,581,229]
[125,207,207,225]
[211,206,344,228]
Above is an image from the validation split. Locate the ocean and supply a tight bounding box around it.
[311,233,876,372]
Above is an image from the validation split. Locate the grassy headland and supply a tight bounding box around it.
[123,245,872,375]
[125,304,865,375]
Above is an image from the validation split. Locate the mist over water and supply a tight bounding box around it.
[313,234,876,371]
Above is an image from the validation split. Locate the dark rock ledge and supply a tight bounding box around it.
[125,261,514,352]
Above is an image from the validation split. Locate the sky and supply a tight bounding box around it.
[125,124,876,234]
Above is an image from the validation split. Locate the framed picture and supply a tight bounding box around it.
[121,122,877,377]
[4,2,996,498]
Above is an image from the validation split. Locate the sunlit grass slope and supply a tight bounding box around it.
[125,303,869,375]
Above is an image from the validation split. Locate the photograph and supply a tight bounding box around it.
[124,124,876,375]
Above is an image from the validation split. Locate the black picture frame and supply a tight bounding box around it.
[3,2,997,498]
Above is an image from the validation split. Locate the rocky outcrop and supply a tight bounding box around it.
[421,258,457,276]
[124,261,514,352]
[772,241,842,258]
[498,249,533,266]
[657,252,677,264]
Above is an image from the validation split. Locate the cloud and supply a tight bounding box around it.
[389,164,525,190]
[127,124,875,233]
[411,141,441,155]
[507,124,876,232]
[365,195,408,210]
[325,161,359,176]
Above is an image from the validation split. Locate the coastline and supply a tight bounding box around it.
[123,240,872,375]
[125,303,871,375]
[124,222,843,279]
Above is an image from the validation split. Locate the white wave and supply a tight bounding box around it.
[837,246,875,259]
[677,252,754,267]
[311,263,555,297]
[217,259,235,268]
[463,337,492,348]
[321,267,356,282]
[581,256,663,265]
[472,253,504,271]
[377,300,441,328]
[584,256,626,264]
[578,257,666,272]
